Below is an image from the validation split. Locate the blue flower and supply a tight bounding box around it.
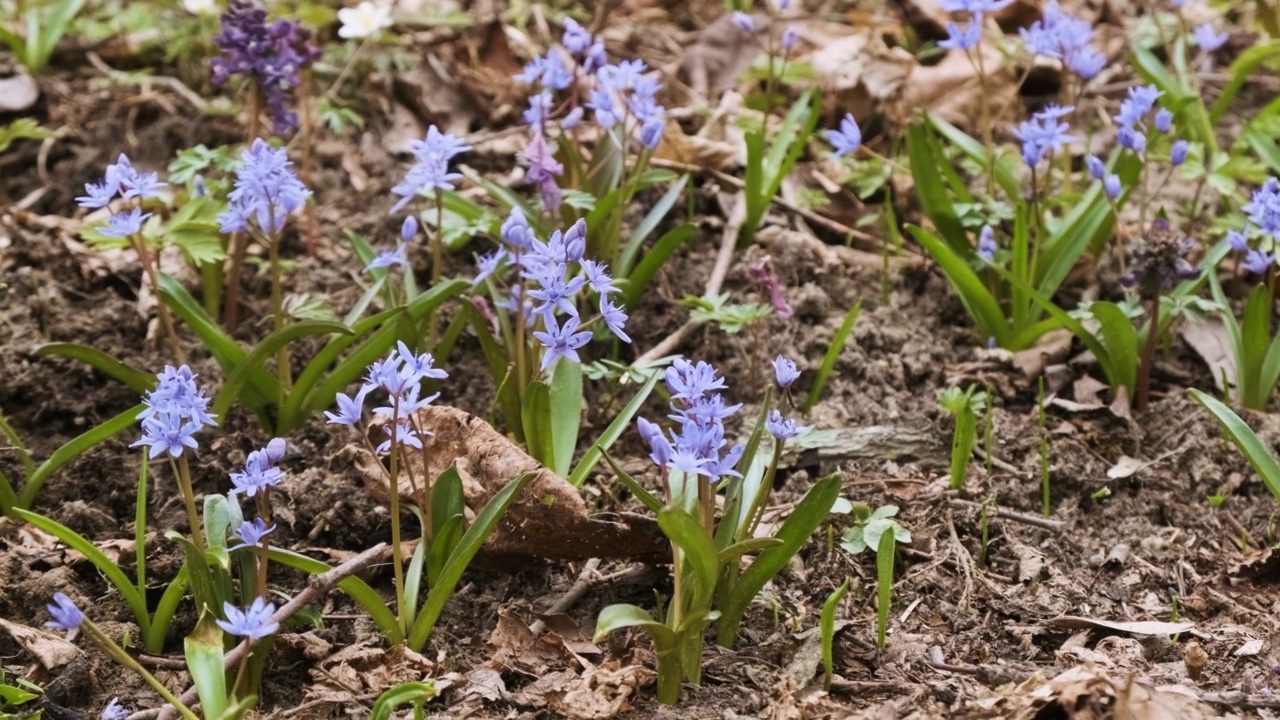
[582,259,617,295]
[562,18,593,57]
[1226,229,1249,253]
[1193,23,1228,52]
[1154,108,1174,133]
[732,11,753,32]
[1086,154,1106,179]
[77,154,166,208]
[229,446,285,498]
[1014,105,1075,166]
[1068,49,1105,79]
[773,355,800,387]
[99,208,151,238]
[364,243,409,272]
[400,215,418,242]
[523,90,555,131]
[218,139,311,235]
[940,21,982,51]
[827,113,862,157]
[473,248,509,285]
[600,297,631,343]
[229,518,276,551]
[325,386,370,425]
[766,410,809,440]
[515,53,573,90]
[977,225,997,261]
[390,126,470,214]
[100,698,129,720]
[640,119,665,150]
[376,422,424,454]
[1116,126,1147,153]
[781,26,799,51]
[1114,85,1163,128]
[45,593,83,631]
[588,88,621,128]
[132,411,203,459]
[217,598,279,640]
[665,358,727,402]
[1244,178,1280,236]
[939,0,1011,11]
[502,208,535,250]
[1170,140,1188,166]
[1104,174,1122,199]
[533,314,593,371]
[523,131,564,211]
[1244,248,1275,274]
[636,417,672,465]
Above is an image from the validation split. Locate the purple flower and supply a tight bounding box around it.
[642,358,744,483]
[766,409,809,440]
[773,355,800,387]
[364,243,409,272]
[533,314,593,371]
[665,358,727,403]
[211,2,321,134]
[502,207,535,250]
[1227,229,1249,253]
[473,248,509,285]
[1114,84,1163,128]
[637,417,672,466]
[99,208,151,238]
[1120,219,1201,295]
[229,445,285,498]
[523,132,564,212]
[583,40,607,73]
[977,225,997,261]
[217,598,279,640]
[400,215,418,242]
[1170,140,1188,166]
[582,259,617,295]
[562,18,593,57]
[1244,178,1280,236]
[376,422,424,453]
[100,698,129,720]
[1020,1,1098,77]
[515,53,573,90]
[218,139,312,235]
[827,113,862,157]
[325,386,370,425]
[77,154,167,208]
[562,106,584,129]
[1014,105,1075,166]
[940,21,982,51]
[132,365,217,459]
[229,517,276,551]
[732,11,753,32]
[1116,126,1147,153]
[46,593,83,631]
[1244,249,1275,274]
[1193,23,1228,52]
[781,26,799,51]
[588,88,620,128]
[600,297,631,343]
[1154,108,1173,133]
[1086,154,1106,179]
[939,0,1012,11]
[390,126,470,214]
[640,119,665,150]
[1068,49,1105,79]
[1103,174,1121,199]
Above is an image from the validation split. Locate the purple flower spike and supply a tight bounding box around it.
[977,225,997,261]
[211,1,320,134]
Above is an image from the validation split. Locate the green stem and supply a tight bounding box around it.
[654,644,682,705]
[268,219,291,401]
[82,620,201,720]
[254,491,271,599]
[172,455,205,554]
[1136,294,1160,412]
[389,396,407,636]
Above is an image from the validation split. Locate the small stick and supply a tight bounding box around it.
[528,558,602,635]
[950,498,1065,532]
[136,543,388,720]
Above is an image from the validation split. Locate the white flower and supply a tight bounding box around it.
[338,1,392,39]
[182,0,218,15]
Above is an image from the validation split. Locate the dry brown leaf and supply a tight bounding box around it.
[678,12,766,100]
[1179,320,1235,393]
[0,618,81,669]
[1045,616,1195,636]
[1012,329,1074,381]
[809,29,913,119]
[352,405,667,564]
[893,43,1016,136]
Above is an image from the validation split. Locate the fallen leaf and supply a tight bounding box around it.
[1107,456,1146,480]
[0,618,82,669]
[1045,616,1195,636]
[809,29,913,119]
[893,42,1016,136]
[1180,319,1235,393]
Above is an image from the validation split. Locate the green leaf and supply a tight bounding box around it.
[924,113,1019,200]
[184,612,229,720]
[876,527,894,650]
[1210,41,1280,124]
[593,603,676,648]
[548,359,583,477]
[1190,389,1280,501]
[717,473,841,647]
[602,449,663,513]
[21,403,146,509]
[211,320,351,421]
[657,507,719,614]
[822,578,850,690]
[13,508,150,637]
[35,343,155,393]
[618,174,689,276]
[621,223,694,309]
[0,118,51,155]
[568,370,663,487]
[145,565,189,653]
[370,682,438,720]
[1089,302,1139,395]
[716,536,784,564]
[521,380,555,470]
[267,548,402,644]
[906,123,968,254]
[908,226,1010,347]
[406,472,535,650]
[804,299,862,413]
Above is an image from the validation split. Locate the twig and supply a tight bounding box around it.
[928,645,980,675]
[950,498,1065,532]
[528,558,601,635]
[86,52,208,112]
[135,543,388,720]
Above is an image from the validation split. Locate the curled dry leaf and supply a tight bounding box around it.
[0,618,81,670]
[893,43,1016,136]
[809,28,913,121]
[678,12,768,100]
[353,405,668,565]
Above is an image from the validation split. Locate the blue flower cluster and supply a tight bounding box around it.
[218,139,312,235]
[937,0,1011,51]
[510,20,666,211]
[77,154,166,238]
[211,1,321,134]
[636,359,744,481]
[229,437,287,498]
[130,365,219,460]
[390,126,471,215]
[1112,85,1164,153]
[475,213,630,370]
[1014,104,1074,167]
[1225,178,1280,275]
[1019,1,1105,78]
[327,341,447,455]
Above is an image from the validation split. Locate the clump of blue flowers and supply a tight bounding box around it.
[219,139,312,236]
[637,359,744,483]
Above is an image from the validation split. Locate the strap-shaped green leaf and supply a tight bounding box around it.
[822,578,850,690]
[658,507,718,615]
[1190,389,1280,501]
[909,225,1010,348]
[602,449,663,513]
[717,537,784,564]
[184,612,228,720]
[268,548,401,644]
[621,223,695,309]
[370,682,439,720]
[804,300,861,413]
[406,472,534,650]
[212,319,351,420]
[20,402,146,509]
[876,528,895,650]
[906,123,968,254]
[549,359,583,477]
[521,380,555,469]
[569,370,662,487]
[1089,302,1139,395]
[619,174,689,276]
